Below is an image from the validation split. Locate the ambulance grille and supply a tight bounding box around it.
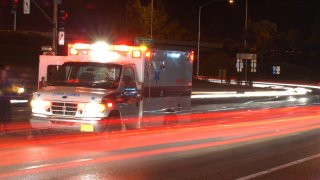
[51,102,77,116]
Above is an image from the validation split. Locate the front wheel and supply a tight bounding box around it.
[104,111,126,133]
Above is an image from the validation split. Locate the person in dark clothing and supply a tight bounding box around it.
[0,92,12,133]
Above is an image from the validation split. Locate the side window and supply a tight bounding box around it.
[122,66,136,88]
[47,65,61,83]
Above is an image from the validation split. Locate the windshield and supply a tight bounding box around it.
[48,62,122,89]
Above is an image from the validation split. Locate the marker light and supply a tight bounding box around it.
[145,51,152,60]
[99,104,107,113]
[69,47,78,55]
[140,45,147,52]
[132,50,141,58]
[189,51,194,62]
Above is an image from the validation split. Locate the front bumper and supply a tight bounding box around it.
[30,115,108,132]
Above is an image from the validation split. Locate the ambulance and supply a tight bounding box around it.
[30,42,193,132]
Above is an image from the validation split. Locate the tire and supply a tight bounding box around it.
[31,129,50,136]
[105,111,124,133]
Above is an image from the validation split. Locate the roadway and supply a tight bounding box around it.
[1,83,319,179]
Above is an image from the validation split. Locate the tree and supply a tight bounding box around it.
[251,20,276,52]
[306,13,320,63]
[126,0,189,40]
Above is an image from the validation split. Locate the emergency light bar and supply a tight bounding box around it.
[68,42,147,59]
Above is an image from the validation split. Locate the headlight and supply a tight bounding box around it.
[78,102,107,114]
[17,87,25,94]
[31,99,51,113]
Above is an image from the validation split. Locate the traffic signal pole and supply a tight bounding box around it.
[31,0,57,55]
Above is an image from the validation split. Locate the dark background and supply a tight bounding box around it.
[0,0,318,41]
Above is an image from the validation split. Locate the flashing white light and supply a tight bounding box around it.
[90,42,120,61]
[73,43,91,50]
[117,45,130,51]
[91,42,109,51]
[167,52,181,58]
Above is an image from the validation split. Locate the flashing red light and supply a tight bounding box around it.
[102,98,114,109]
[107,102,113,108]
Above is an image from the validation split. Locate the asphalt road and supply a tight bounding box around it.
[1,102,320,179]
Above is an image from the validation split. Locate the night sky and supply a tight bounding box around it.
[0,0,319,41]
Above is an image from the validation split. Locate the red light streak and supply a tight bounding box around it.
[0,106,319,178]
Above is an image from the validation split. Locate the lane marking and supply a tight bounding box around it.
[237,153,320,180]
[24,164,50,170]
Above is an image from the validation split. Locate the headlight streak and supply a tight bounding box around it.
[0,106,320,179]
[191,89,307,99]
[204,77,316,92]
[192,78,315,99]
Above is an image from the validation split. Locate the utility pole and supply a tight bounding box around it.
[13,11,17,31]
[197,6,201,77]
[196,0,234,77]
[244,0,248,48]
[244,0,248,83]
[150,0,153,38]
[53,2,58,55]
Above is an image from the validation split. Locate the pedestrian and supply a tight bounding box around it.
[0,94,12,133]
[0,66,12,133]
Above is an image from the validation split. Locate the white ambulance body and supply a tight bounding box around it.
[30,42,193,132]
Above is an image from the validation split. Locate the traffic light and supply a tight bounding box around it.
[11,0,19,12]
[58,9,68,31]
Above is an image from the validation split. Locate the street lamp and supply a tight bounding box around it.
[196,0,234,77]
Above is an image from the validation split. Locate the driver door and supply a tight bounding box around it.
[120,66,140,128]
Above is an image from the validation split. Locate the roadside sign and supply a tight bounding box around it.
[251,59,257,72]
[134,37,154,45]
[236,53,257,73]
[236,53,257,60]
[54,0,62,4]
[272,66,280,75]
[58,31,65,45]
[236,59,243,72]
[23,0,30,14]
[41,46,53,52]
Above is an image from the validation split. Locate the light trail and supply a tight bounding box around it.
[0,106,319,178]
[194,77,316,99]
